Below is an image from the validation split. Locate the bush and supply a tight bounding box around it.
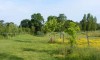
[65,47,100,60]
[36,31,44,36]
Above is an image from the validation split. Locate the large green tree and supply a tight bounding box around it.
[20,19,31,28]
[80,13,97,46]
[57,14,67,23]
[93,17,97,31]
[47,16,57,22]
[80,14,87,31]
[80,13,97,31]
[31,13,44,34]
[57,14,67,32]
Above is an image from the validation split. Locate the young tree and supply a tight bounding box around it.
[65,22,80,47]
[44,17,58,43]
[57,14,67,43]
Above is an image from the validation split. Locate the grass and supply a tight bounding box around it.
[0,32,100,60]
[0,34,66,60]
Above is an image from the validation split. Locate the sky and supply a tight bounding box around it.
[0,0,100,25]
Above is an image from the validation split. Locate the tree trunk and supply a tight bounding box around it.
[86,31,89,46]
[60,32,61,39]
[54,33,56,42]
[63,33,64,43]
[50,37,53,43]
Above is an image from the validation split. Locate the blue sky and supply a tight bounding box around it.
[0,0,100,25]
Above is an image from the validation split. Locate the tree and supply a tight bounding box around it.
[57,14,67,43]
[2,22,18,37]
[57,14,67,32]
[7,22,18,36]
[57,14,67,23]
[47,16,57,22]
[93,17,97,31]
[20,19,31,28]
[44,17,58,43]
[80,13,97,46]
[57,21,65,43]
[65,22,80,47]
[0,20,4,35]
[45,18,58,32]
[18,26,23,34]
[31,13,44,34]
[97,23,100,30]
[80,14,87,31]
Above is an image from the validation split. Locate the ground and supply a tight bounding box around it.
[0,34,65,60]
[0,32,100,60]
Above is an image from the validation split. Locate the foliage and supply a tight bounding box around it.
[0,21,19,37]
[44,17,58,32]
[56,14,67,32]
[43,17,58,43]
[20,19,31,28]
[65,47,100,60]
[65,22,80,47]
[80,13,97,31]
[31,13,44,34]
[97,23,100,30]
[57,14,67,23]
[80,13,97,46]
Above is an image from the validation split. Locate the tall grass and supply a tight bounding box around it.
[0,32,100,60]
[64,47,100,60]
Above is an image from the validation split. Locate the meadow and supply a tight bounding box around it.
[0,31,100,60]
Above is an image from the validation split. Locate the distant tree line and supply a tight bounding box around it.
[80,13,97,31]
[0,13,100,38]
[0,20,19,38]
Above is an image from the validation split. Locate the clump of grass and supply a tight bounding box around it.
[64,47,100,60]
[88,31,100,37]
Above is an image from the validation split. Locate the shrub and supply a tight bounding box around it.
[65,47,100,60]
[36,31,44,36]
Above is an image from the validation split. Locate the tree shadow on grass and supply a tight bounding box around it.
[23,48,59,55]
[0,53,24,60]
[14,40,32,43]
[22,48,65,60]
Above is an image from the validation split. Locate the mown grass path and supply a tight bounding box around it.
[0,34,66,60]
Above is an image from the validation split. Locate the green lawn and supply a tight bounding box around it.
[0,34,66,60]
[0,34,100,60]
